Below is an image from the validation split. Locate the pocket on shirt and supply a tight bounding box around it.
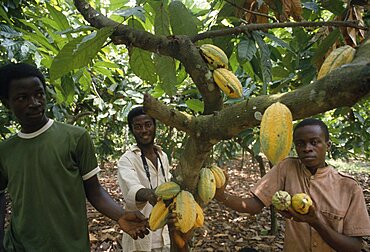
[321,209,345,233]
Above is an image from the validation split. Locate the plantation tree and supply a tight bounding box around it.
[1,0,369,250]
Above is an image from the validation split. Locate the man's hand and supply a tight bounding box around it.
[280,205,320,226]
[117,211,150,240]
[167,212,192,251]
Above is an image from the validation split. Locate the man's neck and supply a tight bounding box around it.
[138,143,155,156]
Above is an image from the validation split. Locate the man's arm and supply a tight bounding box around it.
[0,192,5,251]
[83,175,149,239]
[136,188,157,206]
[215,191,265,214]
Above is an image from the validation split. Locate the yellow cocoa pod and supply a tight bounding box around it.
[193,201,204,228]
[149,200,169,231]
[259,102,293,165]
[155,181,181,200]
[317,45,355,80]
[292,193,313,214]
[271,190,291,211]
[209,165,226,188]
[213,68,243,99]
[197,168,216,204]
[200,44,228,70]
[175,190,197,233]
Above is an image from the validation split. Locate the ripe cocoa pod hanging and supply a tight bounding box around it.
[317,45,356,80]
[259,102,293,165]
[149,200,169,231]
[213,68,243,98]
[210,165,226,188]
[197,168,216,204]
[155,181,181,200]
[193,200,204,228]
[199,44,229,70]
[174,190,197,233]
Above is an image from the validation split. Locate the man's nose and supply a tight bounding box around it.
[29,96,41,107]
[303,143,313,152]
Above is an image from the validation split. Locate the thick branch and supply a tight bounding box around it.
[191,21,367,42]
[143,94,196,134]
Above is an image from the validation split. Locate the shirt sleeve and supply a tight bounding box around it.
[343,183,370,236]
[250,159,289,207]
[75,131,100,179]
[117,154,146,210]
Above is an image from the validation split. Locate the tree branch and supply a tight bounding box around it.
[191,21,367,42]
[143,94,196,134]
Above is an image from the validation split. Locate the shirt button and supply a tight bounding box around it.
[310,175,314,180]
[313,242,317,247]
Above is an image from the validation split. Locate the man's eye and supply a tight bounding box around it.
[311,140,318,146]
[16,96,25,101]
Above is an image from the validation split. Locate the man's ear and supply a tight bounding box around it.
[326,140,332,150]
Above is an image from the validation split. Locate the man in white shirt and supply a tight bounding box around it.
[117,106,171,252]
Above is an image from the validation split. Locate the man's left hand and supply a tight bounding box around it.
[117,211,150,239]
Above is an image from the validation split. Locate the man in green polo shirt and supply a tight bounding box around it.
[0,63,149,251]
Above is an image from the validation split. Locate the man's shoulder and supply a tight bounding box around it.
[52,121,88,136]
[329,166,359,185]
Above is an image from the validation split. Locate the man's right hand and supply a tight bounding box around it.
[117,210,149,239]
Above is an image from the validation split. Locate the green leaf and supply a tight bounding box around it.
[46,3,70,31]
[151,2,171,36]
[154,55,177,96]
[311,29,340,65]
[50,26,114,81]
[237,38,257,63]
[320,0,346,16]
[60,75,75,105]
[185,99,204,113]
[0,5,12,24]
[129,47,157,83]
[16,20,58,54]
[169,1,198,35]
[262,32,293,53]
[253,32,272,92]
[114,6,146,23]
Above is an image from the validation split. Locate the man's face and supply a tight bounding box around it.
[293,125,331,170]
[4,76,48,133]
[131,114,156,146]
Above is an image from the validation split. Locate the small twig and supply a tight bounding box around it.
[191,21,367,42]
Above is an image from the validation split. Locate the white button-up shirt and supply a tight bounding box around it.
[117,145,171,252]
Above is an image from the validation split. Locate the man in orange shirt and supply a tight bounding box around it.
[215,118,370,251]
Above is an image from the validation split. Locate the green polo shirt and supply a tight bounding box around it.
[0,120,99,251]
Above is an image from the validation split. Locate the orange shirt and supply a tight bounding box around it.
[251,157,370,252]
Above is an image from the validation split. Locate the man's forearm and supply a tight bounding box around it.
[216,193,264,215]
[311,219,362,251]
[0,192,6,250]
[136,188,156,205]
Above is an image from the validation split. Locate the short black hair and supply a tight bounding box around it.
[127,106,156,132]
[0,63,46,100]
[293,118,329,141]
